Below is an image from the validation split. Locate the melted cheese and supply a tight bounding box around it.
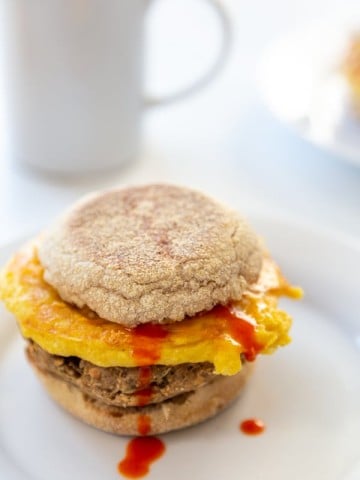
[0,246,302,375]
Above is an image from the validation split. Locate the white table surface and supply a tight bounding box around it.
[0,0,359,246]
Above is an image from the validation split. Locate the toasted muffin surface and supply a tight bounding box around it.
[38,184,262,326]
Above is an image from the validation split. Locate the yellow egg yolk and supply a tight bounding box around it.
[0,246,302,375]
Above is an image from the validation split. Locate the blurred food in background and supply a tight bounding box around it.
[341,33,360,112]
[258,15,360,167]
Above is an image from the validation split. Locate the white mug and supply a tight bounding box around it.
[0,0,231,174]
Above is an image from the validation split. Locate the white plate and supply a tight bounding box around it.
[258,13,360,167]
[0,216,360,480]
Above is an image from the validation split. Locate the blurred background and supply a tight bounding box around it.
[0,0,359,245]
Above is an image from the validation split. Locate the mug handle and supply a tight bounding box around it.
[145,0,232,107]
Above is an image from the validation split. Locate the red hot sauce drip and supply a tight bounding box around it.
[118,409,165,478]
[240,418,266,435]
[119,305,263,478]
[136,366,153,407]
[130,323,169,365]
[117,436,166,479]
[137,415,151,437]
[118,326,168,478]
[212,305,263,361]
[132,324,167,408]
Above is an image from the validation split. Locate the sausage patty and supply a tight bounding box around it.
[26,341,223,407]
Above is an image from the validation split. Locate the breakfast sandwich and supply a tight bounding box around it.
[0,184,301,435]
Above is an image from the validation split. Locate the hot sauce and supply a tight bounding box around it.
[130,323,168,364]
[138,366,152,387]
[118,359,164,480]
[118,437,166,478]
[118,326,168,477]
[136,366,153,406]
[212,305,262,361]
[240,418,266,435]
[136,386,153,406]
[137,415,151,436]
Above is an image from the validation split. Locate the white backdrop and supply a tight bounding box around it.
[0,0,359,245]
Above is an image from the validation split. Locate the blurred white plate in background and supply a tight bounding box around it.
[258,13,360,166]
[0,215,359,480]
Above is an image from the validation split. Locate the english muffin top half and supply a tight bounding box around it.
[38,184,263,327]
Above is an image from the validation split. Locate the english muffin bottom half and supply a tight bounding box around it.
[0,184,302,436]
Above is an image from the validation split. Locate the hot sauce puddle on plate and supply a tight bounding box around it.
[118,436,166,479]
[240,418,266,435]
[118,403,165,479]
[118,410,165,478]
